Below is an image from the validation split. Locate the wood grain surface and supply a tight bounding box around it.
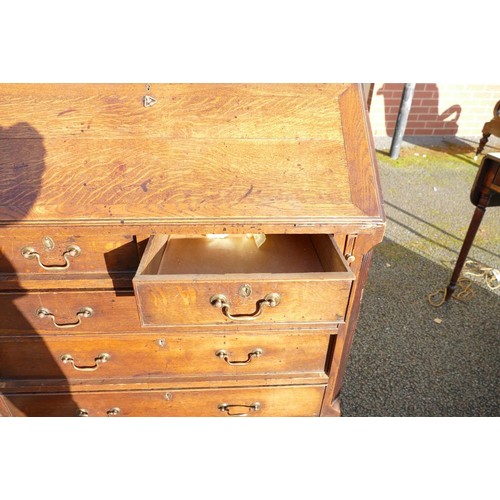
[0,83,385,418]
[0,395,13,416]
[0,84,346,139]
[339,85,384,218]
[0,288,341,334]
[1,374,330,394]
[320,229,385,416]
[134,233,354,327]
[0,332,331,381]
[4,384,326,417]
[0,227,139,277]
[0,83,384,227]
[0,138,357,222]
[135,277,352,327]
[0,289,141,334]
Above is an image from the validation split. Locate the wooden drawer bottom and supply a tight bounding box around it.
[3,385,326,417]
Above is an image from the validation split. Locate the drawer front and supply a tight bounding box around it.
[0,333,331,381]
[0,229,139,279]
[4,385,325,417]
[0,290,142,334]
[135,278,351,327]
[133,234,354,328]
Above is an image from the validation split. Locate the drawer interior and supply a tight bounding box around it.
[133,233,354,327]
[138,234,351,277]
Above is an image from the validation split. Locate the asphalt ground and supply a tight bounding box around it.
[341,140,500,416]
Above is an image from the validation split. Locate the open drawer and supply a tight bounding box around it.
[133,234,355,327]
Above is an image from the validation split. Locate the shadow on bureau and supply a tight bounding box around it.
[0,122,79,416]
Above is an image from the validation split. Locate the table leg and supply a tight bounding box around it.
[445,205,486,301]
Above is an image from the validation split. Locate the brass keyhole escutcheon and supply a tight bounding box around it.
[239,284,252,298]
[42,236,55,250]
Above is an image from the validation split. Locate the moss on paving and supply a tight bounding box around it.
[375,148,483,186]
[375,143,480,170]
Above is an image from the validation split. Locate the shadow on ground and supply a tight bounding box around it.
[342,237,500,417]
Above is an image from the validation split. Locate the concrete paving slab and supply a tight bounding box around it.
[342,143,500,416]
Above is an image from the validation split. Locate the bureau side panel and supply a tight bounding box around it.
[321,230,383,416]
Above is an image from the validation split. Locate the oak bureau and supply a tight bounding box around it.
[0,84,385,417]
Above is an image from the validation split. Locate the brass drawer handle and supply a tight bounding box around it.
[76,407,120,417]
[345,253,356,265]
[215,348,263,366]
[210,293,280,321]
[36,307,94,329]
[218,402,261,417]
[60,353,111,371]
[21,244,81,271]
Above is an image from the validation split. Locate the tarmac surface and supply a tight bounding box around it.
[341,139,500,417]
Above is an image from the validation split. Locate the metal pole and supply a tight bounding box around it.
[389,83,416,159]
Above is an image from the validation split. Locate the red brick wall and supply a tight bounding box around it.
[368,83,500,137]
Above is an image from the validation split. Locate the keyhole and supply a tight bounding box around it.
[239,284,252,298]
[42,236,55,250]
